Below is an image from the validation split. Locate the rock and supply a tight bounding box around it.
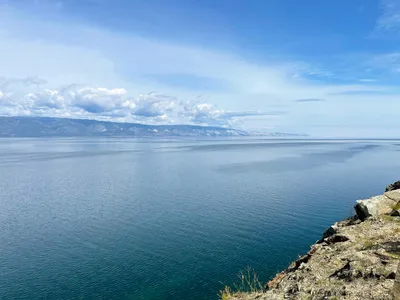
[394,262,400,300]
[226,187,400,300]
[354,191,400,221]
[286,254,311,272]
[354,202,369,221]
[267,272,286,290]
[283,282,298,297]
[385,180,400,192]
[391,209,400,217]
[386,190,400,202]
[322,224,338,239]
[324,234,350,245]
[234,214,399,300]
[341,215,361,226]
[329,260,351,279]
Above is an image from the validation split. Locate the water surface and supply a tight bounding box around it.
[0,138,399,299]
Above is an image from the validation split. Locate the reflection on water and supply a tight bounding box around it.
[0,138,399,300]
[218,144,381,173]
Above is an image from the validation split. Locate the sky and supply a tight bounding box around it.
[0,0,400,137]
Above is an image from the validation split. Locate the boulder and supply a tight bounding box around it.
[322,223,338,239]
[385,180,400,192]
[385,190,400,202]
[354,191,400,221]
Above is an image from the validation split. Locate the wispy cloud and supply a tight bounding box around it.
[294,98,325,103]
[368,52,400,73]
[376,0,400,33]
[358,78,376,83]
[328,90,398,96]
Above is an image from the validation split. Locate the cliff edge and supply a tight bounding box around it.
[227,184,400,300]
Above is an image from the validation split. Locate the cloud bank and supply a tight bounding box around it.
[0,78,276,127]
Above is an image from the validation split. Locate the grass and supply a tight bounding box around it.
[219,267,264,299]
[391,202,400,211]
[362,240,376,250]
[388,253,400,259]
[219,286,233,300]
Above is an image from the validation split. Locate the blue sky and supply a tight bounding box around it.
[0,0,400,137]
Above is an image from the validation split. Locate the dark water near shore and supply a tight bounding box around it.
[1,138,400,300]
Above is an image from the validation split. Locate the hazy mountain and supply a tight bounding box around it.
[0,117,248,137]
[0,117,305,137]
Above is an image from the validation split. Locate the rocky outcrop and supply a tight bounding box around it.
[227,188,400,300]
[386,181,400,192]
[354,191,400,221]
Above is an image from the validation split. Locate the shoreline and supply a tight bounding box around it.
[224,184,400,300]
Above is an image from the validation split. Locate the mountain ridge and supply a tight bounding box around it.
[0,116,305,138]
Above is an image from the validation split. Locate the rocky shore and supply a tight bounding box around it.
[227,182,400,300]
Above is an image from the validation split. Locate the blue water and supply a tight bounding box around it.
[0,138,399,300]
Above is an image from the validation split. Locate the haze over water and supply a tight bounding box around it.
[1,138,399,300]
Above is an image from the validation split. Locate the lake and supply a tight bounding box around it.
[0,138,399,300]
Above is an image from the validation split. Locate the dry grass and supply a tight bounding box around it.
[219,267,264,299]
[391,202,400,211]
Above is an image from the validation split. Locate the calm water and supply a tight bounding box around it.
[1,138,400,300]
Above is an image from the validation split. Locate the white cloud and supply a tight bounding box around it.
[69,87,128,113]
[0,81,284,127]
[133,93,177,117]
[0,4,400,136]
[26,89,66,109]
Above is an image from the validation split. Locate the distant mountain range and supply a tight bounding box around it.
[0,117,305,137]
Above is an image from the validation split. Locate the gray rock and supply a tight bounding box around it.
[385,190,400,202]
[354,191,400,221]
[394,262,400,300]
[385,180,400,192]
[322,223,338,239]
